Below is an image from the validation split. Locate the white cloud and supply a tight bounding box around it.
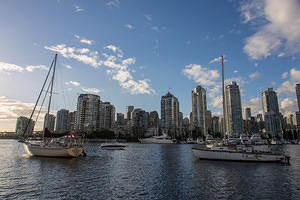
[209,56,228,64]
[45,43,155,95]
[151,26,159,32]
[0,62,24,73]
[182,64,220,86]
[0,96,51,131]
[74,34,94,45]
[65,64,72,69]
[74,5,84,12]
[25,65,48,72]
[233,70,238,73]
[65,81,80,87]
[106,0,120,8]
[81,87,103,93]
[249,71,261,79]
[242,97,263,116]
[124,24,134,29]
[45,44,100,68]
[242,0,300,59]
[122,58,135,66]
[277,68,300,96]
[281,72,288,79]
[144,14,152,21]
[105,45,123,58]
[279,97,298,115]
[0,62,49,73]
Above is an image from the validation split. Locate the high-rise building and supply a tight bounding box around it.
[244,107,251,120]
[68,111,77,131]
[261,88,282,137]
[206,110,212,135]
[149,111,159,128]
[116,113,125,126]
[296,84,300,112]
[55,109,69,132]
[161,92,179,129]
[224,81,243,137]
[75,94,101,131]
[100,102,115,129]
[125,106,134,120]
[191,86,207,136]
[212,116,219,137]
[44,113,56,131]
[16,116,35,135]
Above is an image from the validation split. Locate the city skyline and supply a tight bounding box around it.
[1,0,300,131]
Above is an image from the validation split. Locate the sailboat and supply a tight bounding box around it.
[192,56,290,163]
[19,54,84,158]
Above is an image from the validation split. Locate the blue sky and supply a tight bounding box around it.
[1,0,300,131]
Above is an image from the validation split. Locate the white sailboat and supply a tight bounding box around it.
[19,54,84,158]
[192,56,289,163]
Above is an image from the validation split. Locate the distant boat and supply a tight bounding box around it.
[139,134,175,144]
[100,141,126,150]
[19,54,84,158]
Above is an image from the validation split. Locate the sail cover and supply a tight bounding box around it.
[44,128,70,138]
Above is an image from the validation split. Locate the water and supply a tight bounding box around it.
[0,140,300,200]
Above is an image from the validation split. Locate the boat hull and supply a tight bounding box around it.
[138,138,174,144]
[192,148,286,162]
[24,143,83,158]
[101,146,126,150]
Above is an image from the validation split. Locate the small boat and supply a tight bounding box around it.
[100,141,126,150]
[139,134,175,144]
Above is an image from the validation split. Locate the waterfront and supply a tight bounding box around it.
[1,140,300,199]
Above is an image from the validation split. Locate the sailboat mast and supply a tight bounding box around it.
[221,55,226,142]
[47,54,57,115]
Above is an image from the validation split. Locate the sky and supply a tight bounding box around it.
[1,0,300,131]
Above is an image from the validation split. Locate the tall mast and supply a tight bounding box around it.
[47,54,57,115]
[221,55,226,142]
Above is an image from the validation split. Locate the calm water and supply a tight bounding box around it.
[0,140,300,200]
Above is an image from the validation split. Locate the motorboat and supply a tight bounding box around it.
[139,134,175,144]
[100,141,126,150]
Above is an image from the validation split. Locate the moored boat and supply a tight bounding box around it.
[192,145,289,163]
[100,141,126,150]
[139,134,175,144]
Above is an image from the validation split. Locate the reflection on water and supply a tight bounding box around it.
[0,140,300,199]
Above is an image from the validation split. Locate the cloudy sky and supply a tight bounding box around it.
[1,0,300,131]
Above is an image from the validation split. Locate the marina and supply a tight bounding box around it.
[1,140,300,200]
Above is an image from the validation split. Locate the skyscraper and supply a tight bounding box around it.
[75,94,101,131]
[161,92,179,130]
[296,84,300,112]
[149,111,159,128]
[100,102,115,129]
[191,86,207,136]
[55,109,69,132]
[261,88,282,137]
[68,111,77,131]
[125,106,134,120]
[44,113,56,132]
[16,116,35,135]
[244,107,251,120]
[224,81,243,137]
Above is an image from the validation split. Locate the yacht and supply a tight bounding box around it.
[100,141,126,150]
[139,134,175,144]
[192,143,289,163]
